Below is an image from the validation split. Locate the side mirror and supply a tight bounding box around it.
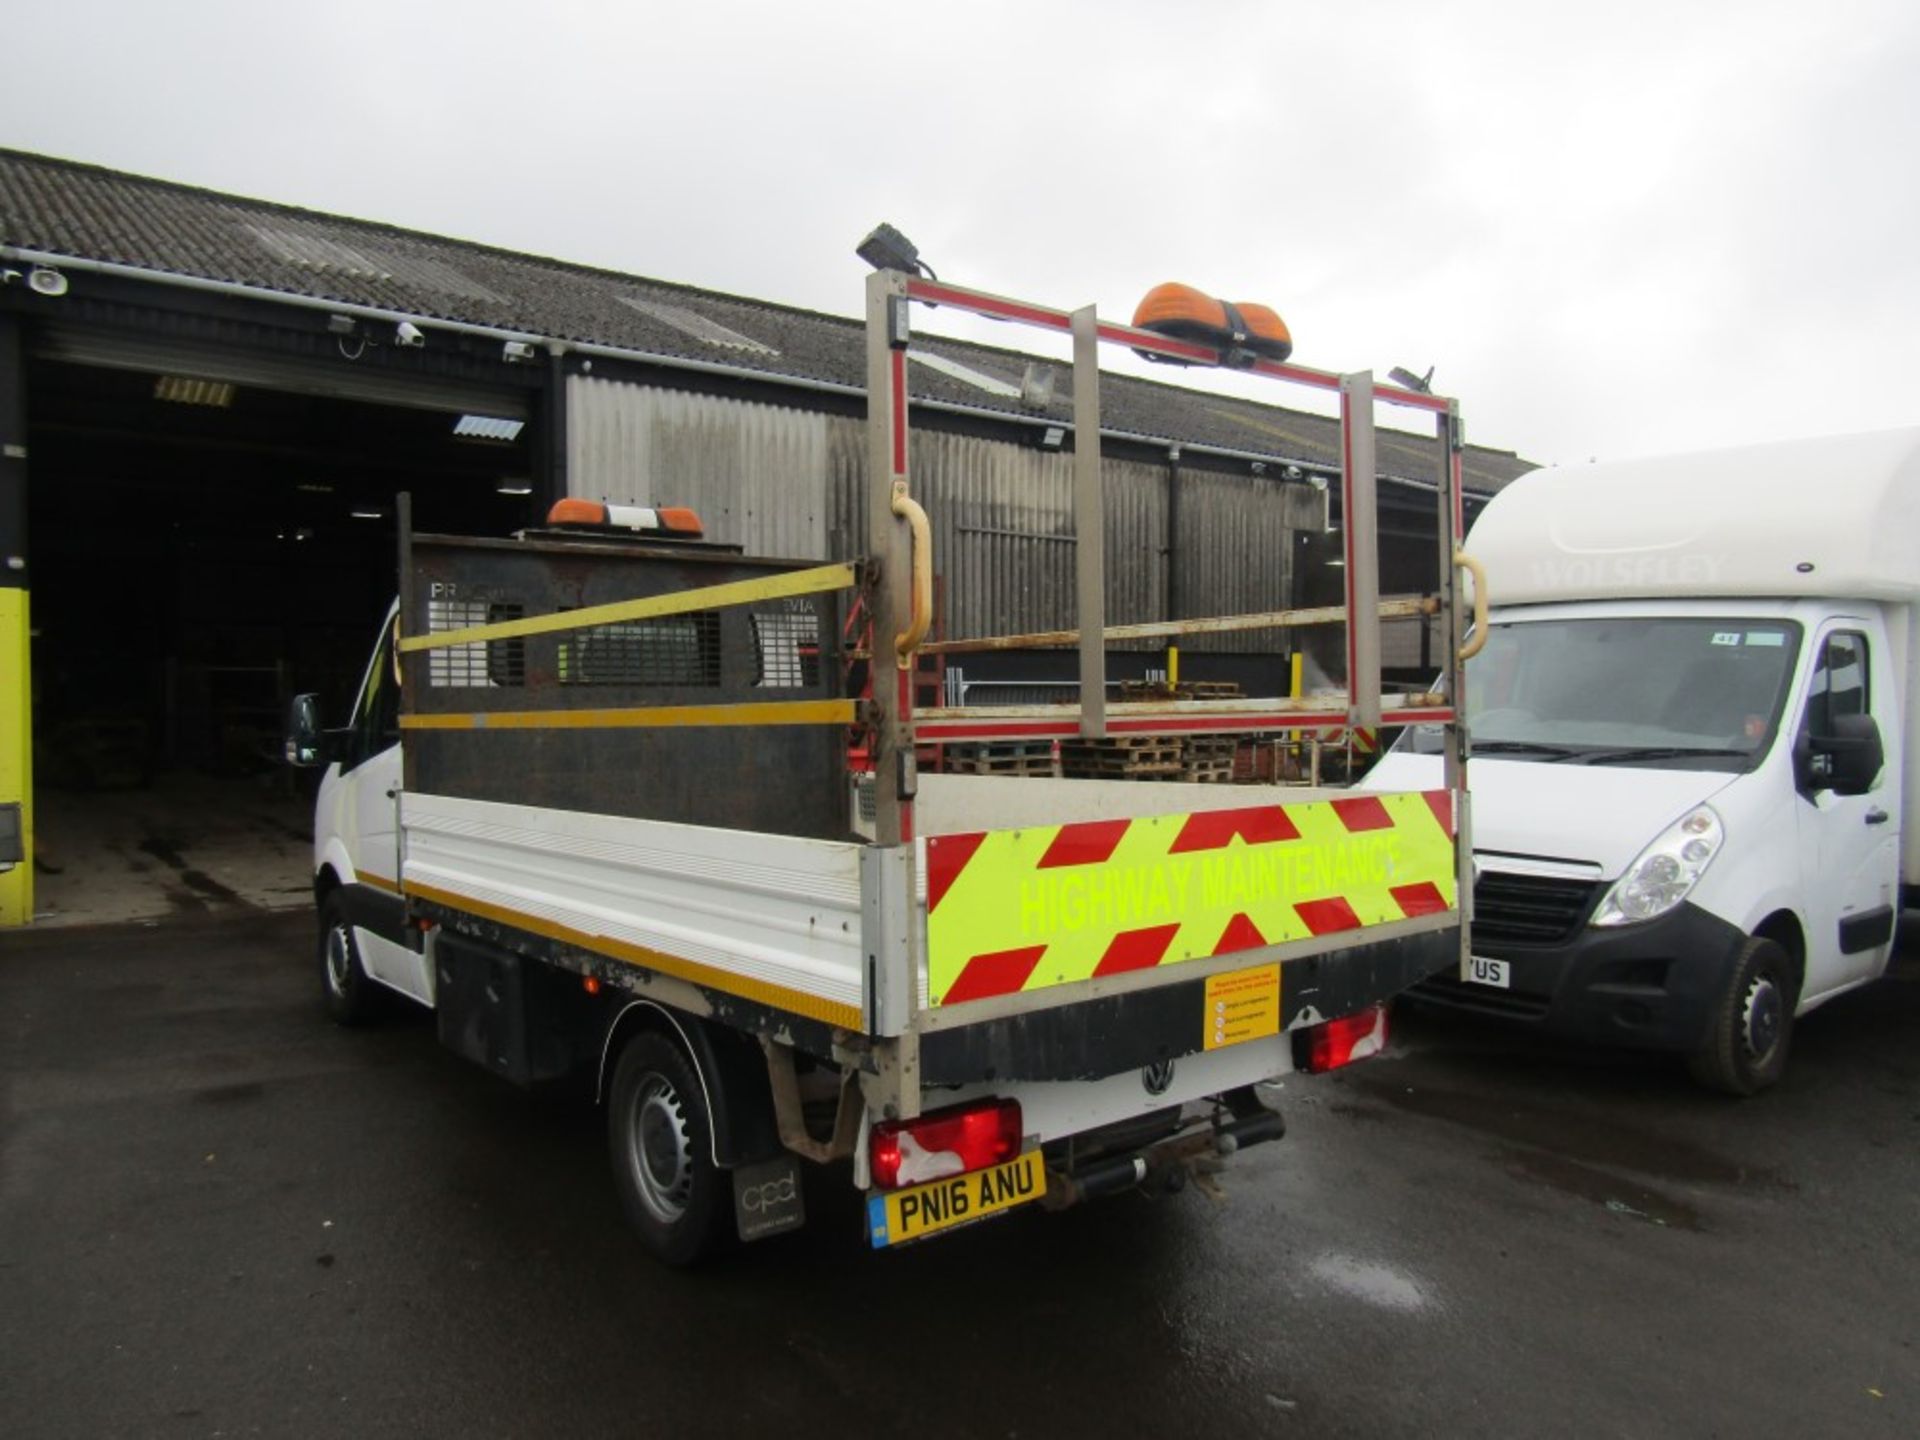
[284,693,332,768]
[1807,712,1884,796]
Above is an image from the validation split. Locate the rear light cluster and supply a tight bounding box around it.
[870,1098,1023,1190]
[1293,1003,1390,1073]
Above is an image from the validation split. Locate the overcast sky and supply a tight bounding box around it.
[4,0,1916,467]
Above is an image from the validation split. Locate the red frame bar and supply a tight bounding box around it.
[914,708,1456,742]
[901,276,1450,411]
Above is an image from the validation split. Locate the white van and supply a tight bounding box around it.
[1366,427,1918,1093]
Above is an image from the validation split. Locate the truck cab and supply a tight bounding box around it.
[1367,428,1916,1093]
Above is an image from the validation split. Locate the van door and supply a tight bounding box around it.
[341,614,432,1003]
[1795,624,1901,996]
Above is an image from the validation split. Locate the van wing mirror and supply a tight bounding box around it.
[1807,712,1884,796]
[284,693,333,768]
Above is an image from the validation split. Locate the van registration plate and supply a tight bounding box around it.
[1467,956,1510,989]
[867,1150,1048,1248]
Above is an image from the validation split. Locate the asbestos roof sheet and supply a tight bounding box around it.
[0,148,1535,493]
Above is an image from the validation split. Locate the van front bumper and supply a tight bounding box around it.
[1408,901,1749,1052]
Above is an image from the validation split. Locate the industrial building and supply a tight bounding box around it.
[0,149,1535,926]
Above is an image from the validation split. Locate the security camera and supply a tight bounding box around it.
[393,321,425,348]
[501,339,537,363]
[27,267,69,298]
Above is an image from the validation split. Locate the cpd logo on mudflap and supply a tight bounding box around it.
[732,1157,806,1241]
[740,1175,797,1213]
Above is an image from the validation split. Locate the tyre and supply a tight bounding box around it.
[318,893,381,1026]
[1688,936,1795,1096]
[607,1030,729,1266]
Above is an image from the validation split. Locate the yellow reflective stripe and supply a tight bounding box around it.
[357,870,402,896]
[396,560,857,653]
[405,880,863,1031]
[400,699,855,731]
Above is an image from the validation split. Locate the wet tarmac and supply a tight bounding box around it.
[2,910,1916,1438]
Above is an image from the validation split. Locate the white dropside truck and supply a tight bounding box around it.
[1368,427,1920,1093]
[289,271,1481,1262]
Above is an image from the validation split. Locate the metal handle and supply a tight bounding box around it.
[1866,807,1890,825]
[891,481,932,659]
[1455,549,1489,661]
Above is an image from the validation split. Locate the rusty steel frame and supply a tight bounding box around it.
[903,595,1440,657]
[872,273,1466,751]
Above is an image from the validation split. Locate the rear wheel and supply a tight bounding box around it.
[607,1031,729,1266]
[318,893,380,1026]
[1688,936,1794,1096]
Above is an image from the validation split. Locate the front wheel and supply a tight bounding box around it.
[1688,936,1795,1096]
[607,1031,730,1266]
[318,893,381,1026]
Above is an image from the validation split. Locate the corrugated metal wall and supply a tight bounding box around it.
[1173,469,1298,654]
[570,378,1308,653]
[568,377,832,560]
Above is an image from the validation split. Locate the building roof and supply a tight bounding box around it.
[0,148,1535,493]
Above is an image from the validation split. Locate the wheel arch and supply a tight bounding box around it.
[596,1000,781,1170]
[1751,909,1806,1005]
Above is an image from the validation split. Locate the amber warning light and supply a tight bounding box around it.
[545,499,704,537]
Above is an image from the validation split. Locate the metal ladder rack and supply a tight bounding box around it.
[859,270,1477,852]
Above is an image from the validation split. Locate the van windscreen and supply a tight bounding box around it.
[1465,618,1801,770]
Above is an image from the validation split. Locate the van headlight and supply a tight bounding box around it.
[1591,806,1724,927]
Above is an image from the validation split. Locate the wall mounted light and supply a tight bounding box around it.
[26,266,68,297]
[1039,425,1066,450]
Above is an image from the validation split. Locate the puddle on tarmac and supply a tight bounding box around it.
[1502,1148,1705,1231]
[1307,1253,1430,1313]
[1348,1073,1788,1191]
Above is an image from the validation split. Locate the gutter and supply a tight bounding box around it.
[0,244,1482,494]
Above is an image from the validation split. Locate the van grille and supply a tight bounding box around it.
[1472,870,1601,946]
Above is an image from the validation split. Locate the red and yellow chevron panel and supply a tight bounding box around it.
[925,789,1457,1007]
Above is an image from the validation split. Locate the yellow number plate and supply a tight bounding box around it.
[867,1150,1048,1248]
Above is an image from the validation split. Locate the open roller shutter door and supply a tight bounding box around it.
[33,324,532,419]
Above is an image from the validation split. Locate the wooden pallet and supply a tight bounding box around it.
[1116,679,1245,702]
[1174,734,1235,782]
[1060,735,1183,779]
[941,740,1056,776]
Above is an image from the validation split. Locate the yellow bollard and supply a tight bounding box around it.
[0,587,31,926]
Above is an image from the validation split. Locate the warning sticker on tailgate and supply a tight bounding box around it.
[1204,962,1281,1051]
